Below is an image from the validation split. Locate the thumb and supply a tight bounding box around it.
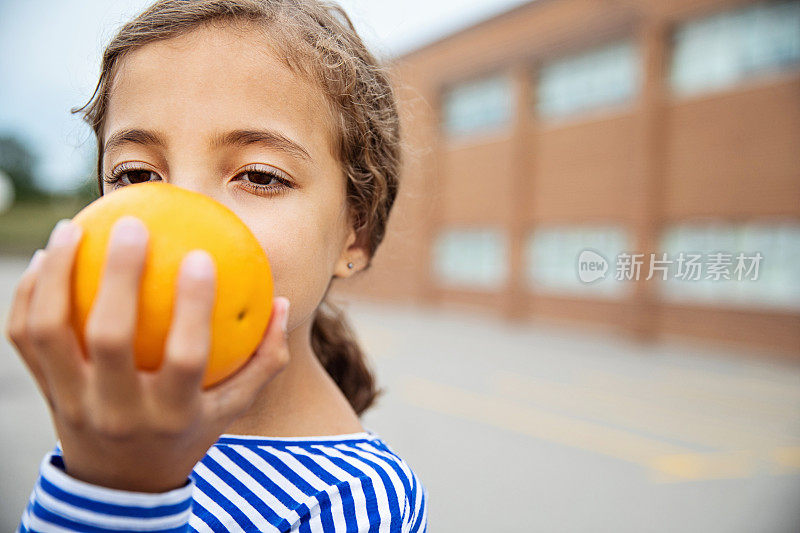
[205,297,291,411]
[254,296,291,344]
[276,296,291,341]
[249,296,291,375]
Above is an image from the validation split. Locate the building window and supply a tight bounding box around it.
[536,41,639,120]
[441,74,513,137]
[433,227,508,289]
[670,0,800,96]
[525,225,632,298]
[659,221,800,311]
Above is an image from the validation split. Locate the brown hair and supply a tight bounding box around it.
[71,0,402,415]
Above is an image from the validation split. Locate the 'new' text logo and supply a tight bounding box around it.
[577,249,608,283]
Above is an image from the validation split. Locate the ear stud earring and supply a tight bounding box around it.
[347,262,354,269]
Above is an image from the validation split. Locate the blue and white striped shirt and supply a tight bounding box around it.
[17,430,428,532]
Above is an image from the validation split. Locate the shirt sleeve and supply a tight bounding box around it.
[406,484,428,533]
[291,476,428,533]
[16,444,195,533]
[289,478,378,532]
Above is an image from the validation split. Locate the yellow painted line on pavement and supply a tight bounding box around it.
[648,451,758,483]
[399,374,799,483]
[579,369,800,437]
[397,374,695,468]
[660,365,800,404]
[492,371,799,451]
[771,446,800,475]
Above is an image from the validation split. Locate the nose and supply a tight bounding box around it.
[165,172,223,205]
[159,173,234,216]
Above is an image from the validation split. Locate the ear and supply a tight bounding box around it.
[334,224,369,279]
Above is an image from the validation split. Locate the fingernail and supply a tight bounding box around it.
[48,219,80,247]
[280,298,290,333]
[109,216,148,247]
[183,250,215,280]
[26,249,44,272]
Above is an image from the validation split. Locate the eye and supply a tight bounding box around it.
[102,163,295,197]
[103,163,160,188]
[234,166,294,197]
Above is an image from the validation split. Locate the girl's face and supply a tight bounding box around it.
[101,23,366,335]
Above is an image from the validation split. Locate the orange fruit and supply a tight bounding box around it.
[69,181,274,387]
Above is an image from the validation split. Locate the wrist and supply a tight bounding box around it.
[53,453,192,494]
[32,449,195,530]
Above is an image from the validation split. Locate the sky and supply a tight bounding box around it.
[0,0,529,193]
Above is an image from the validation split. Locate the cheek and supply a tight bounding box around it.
[241,211,339,326]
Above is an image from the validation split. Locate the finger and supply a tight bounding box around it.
[28,219,87,398]
[155,250,217,408]
[5,249,52,401]
[202,297,290,422]
[85,216,148,404]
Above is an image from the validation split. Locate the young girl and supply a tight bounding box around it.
[5,0,428,530]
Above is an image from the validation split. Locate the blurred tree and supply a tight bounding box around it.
[73,175,101,203]
[51,142,101,205]
[0,133,43,200]
[73,143,101,203]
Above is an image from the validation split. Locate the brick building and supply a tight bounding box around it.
[333,0,800,356]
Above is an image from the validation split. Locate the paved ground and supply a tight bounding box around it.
[1,255,799,532]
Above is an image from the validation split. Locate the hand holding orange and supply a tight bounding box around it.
[69,181,274,387]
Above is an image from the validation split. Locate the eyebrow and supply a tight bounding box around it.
[104,128,312,161]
